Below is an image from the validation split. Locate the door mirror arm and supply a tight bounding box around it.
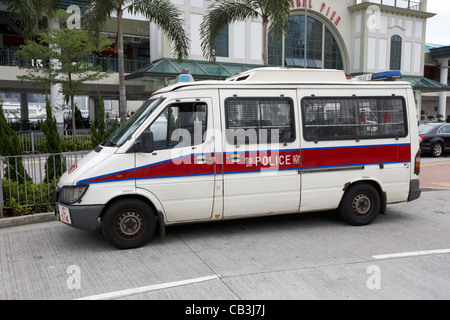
[133,131,154,153]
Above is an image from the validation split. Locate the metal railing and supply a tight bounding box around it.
[355,0,422,10]
[17,129,92,153]
[0,151,90,217]
[0,49,149,73]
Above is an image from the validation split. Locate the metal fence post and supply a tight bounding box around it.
[31,131,35,154]
[0,183,4,218]
[0,157,4,218]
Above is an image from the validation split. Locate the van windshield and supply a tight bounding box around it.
[103,98,165,147]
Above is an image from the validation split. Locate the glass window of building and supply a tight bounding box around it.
[390,35,402,70]
[268,15,343,70]
[215,26,229,57]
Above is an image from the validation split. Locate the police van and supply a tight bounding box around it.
[56,68,421,249]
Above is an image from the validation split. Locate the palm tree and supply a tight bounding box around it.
[200,0,292,66]
[3,0,61,39]
[83,0,190,124]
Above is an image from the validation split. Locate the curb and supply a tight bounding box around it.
[421,187,450,192]
[0,212,56,229]
[1,188,449,229]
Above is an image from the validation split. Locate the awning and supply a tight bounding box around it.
[124,58,262,98]
[398,76,450,92]
[125,58,262,82]
[429,46,450,61]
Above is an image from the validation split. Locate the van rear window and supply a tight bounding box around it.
[301,96,407,141]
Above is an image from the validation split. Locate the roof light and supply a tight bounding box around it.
[175,73,194,83]
[371,70,402,81]
[353,70,403,81]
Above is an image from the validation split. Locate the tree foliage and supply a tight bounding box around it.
[2,0,61,39]
[15,28,112,138]
[90,91,118,148]
[41,96,65,181]
[83,0,190,124]
[0,104,31,183]
[200,0,292,65]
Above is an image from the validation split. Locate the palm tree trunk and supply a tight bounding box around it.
[262,16,269,67]
[117,7,127,124]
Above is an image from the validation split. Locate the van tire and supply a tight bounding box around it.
[102,199,156,249]
[339,183,381,226]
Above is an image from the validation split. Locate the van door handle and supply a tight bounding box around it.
[194,156,214,164]
[225,155,242,162]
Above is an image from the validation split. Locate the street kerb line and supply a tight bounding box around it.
[372,249,450,260]
[75,275,219,300]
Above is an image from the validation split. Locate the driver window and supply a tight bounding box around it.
[148,102,208,151]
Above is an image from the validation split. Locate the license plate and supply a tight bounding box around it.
[58,204,72,225]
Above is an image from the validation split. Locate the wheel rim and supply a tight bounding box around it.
[116,211,145,239]
[352,193,372,216]
[433,144,442,156]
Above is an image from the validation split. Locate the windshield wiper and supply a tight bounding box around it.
[102,139,118,147]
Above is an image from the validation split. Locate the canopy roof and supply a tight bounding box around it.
[125,58,262,81]
[399,75,450,92]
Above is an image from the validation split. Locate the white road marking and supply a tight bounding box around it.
[373,249,450,260]
[76,275,219,300]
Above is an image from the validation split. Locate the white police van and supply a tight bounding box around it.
[56,68,421,249]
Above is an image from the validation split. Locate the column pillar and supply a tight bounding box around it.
[48,17,65,134]
[20,93,31,131]
[438,58,449,120]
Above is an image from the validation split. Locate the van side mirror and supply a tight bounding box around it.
[139,131,154,153]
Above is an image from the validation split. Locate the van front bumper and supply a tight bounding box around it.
[56,203,104,231]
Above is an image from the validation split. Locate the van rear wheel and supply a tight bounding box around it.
[102,199,156,249]
[339,184,381,226]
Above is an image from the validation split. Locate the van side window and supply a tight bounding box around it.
[148,102,207,150]
[301,96,407,141]
[225,97,295,145]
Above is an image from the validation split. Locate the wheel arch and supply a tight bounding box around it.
[100,194,162,222]
[341,179,386,214]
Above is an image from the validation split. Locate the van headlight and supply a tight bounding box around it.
[58,185,89,204]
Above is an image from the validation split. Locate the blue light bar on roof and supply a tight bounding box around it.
[176,74,195,83]
[353,70,403,81]
[371,70,402,81]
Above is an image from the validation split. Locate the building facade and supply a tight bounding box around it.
[148,0,432,75]
[1,0,448,128]
[141,0,447,120]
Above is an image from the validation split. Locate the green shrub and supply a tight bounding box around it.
[2,178,57,216]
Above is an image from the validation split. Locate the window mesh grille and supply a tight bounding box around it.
[301,97,407,141]
[225,97,295,144]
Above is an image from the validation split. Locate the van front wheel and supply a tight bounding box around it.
[339,184,381,226]
[102,199,156,249]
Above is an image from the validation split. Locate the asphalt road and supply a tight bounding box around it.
[0,188,449,301]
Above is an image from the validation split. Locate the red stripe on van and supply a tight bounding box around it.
[301,144,411,169]
[136,154,216,179]
[79,144,411,184]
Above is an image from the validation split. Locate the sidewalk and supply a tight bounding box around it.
[420,159,450,190]
[1,160,449,229]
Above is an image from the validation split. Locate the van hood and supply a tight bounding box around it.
[58,146,117,186]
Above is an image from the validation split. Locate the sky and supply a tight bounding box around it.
[425,0,450,45]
